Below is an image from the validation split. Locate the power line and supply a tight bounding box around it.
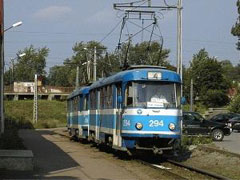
[100,19,123,43]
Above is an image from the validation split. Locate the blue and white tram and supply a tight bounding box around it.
[67,86,90,139]
[87,66,182,154]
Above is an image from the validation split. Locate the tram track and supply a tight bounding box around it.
[53,129,232,180]
[137,158,231,180]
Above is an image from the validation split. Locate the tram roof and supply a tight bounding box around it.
[67,86,89,100]
[89,68,181,90]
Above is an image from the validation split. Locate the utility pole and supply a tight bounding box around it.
[87,61,90,82]
[33,74,38,124]
[76,66,79,89]
[190,79,194,112]
[10,58,14,84]
[0,0,4,134]
[177,0,183,96]
[93,46,97,82]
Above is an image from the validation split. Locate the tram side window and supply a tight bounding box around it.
[90,90,96,110]
[100,88,105,109]
[125,82,133,107]
[73,97,78,112]
[105,85,113,109]
[79,95,83,111]
[83,95,89,110]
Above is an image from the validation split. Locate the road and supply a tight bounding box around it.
[214,131,240,154]
[0,129,167,179]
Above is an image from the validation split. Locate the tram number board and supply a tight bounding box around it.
[148,72,162,80]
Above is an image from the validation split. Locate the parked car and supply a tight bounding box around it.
[183,112,231,141]
[209,113,240,128]
[229,116,240,132]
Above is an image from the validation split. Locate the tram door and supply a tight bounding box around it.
[113,84,122,147]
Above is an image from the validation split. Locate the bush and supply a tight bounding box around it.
[229,95,240,113]
[202,89,229,107]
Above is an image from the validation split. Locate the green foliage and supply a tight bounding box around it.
[231,0,240,50]
[119,41,171,67]
[182,136,212,146]
[188,49,230,107]
[10,45,49,83]
[48,65,73,86]
[202,89,229,107]
[47,40,173,86]
[183,103,207,114]
[229,95,240,113]
[5,100,67,129]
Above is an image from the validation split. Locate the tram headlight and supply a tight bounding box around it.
[169,123,175,131]
[135,123,143,130]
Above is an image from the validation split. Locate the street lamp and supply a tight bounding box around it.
[4,21,22,32]
[0,20,23,134]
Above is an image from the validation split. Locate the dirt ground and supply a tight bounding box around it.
[181,146,240,179]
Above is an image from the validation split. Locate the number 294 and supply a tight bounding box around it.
[149,120,164,127]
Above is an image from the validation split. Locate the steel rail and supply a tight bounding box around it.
[136,159,187,180]
[55,129,232,180]
[167,159,231,180]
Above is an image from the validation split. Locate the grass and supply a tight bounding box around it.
[182,135,212,147]
[4,100,67,129]
[183,103,208,115]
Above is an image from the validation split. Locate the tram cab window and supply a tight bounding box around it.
[125,81,179,108]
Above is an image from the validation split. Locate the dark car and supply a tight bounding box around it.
[183,112,231,141]
[209,113,240,128]
[229,116,240,132]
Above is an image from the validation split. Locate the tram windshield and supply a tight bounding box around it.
[125,81,181,108]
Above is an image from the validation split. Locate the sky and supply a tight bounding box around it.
[4,0,240,72]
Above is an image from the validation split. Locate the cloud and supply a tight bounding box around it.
[85,8,114,24]
[34,6,72,21]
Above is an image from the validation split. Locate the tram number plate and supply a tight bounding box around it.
[123,119,131,127]
[149,120,164,127]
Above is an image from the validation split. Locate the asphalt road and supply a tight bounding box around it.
[214,131,240,154]
[1,129,165,180]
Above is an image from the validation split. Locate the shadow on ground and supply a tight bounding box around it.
[0,129,81,179]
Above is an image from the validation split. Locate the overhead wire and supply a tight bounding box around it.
[123,22,155,42]
[100,19,123,43]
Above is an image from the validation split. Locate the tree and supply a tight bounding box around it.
[5,45,49,83]
[47,41,173,86]
[118,41,171,67]
[229,95,240,113]
[189,49,231,107]
[47,65,74,87]
[231,0,240,50]
[47,41,120,86]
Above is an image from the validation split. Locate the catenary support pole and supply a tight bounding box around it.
[76,65,79,89]
[33,74,38,124]
[177,0,183,96]
[190,79,194,112]
[0,0,4,134]
[93,46,97,82]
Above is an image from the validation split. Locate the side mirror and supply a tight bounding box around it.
[181,97,186,105]
[117,95,123,104]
